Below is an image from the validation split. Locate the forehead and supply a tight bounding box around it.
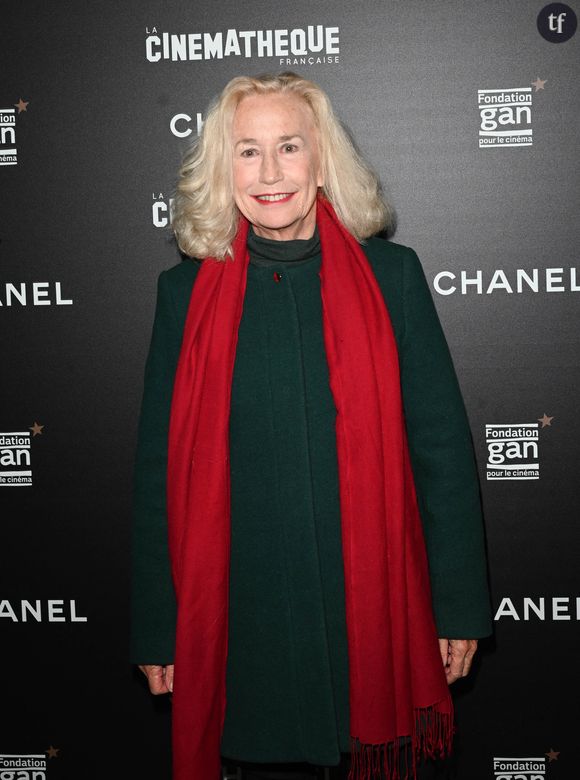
[232,92,316,137]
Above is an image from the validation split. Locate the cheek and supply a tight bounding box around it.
[233,165,252,196]
[232,174,256,216]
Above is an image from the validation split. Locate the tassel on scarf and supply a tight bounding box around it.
[348,707,454,780]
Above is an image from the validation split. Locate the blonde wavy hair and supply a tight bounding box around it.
[172,71,394,260]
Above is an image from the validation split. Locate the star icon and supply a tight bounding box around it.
[537,413,554,428]
[30,422,44,436]
[531,77,547,92]
[14,98,29,113]
[545,748,559,762]
[46,745,60,759]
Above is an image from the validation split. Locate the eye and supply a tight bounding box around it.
[282,143,298,153]
[240,148,258,158]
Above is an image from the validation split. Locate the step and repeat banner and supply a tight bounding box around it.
[1,2,578,779]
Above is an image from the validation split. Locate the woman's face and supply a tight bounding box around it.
[231,92,324,241]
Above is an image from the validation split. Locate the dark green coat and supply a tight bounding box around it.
[130,231,492,766]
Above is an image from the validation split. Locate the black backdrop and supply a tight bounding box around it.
[1,2,578,779]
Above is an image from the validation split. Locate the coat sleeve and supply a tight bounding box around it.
[129,269,182,665]
[399,248,493,638]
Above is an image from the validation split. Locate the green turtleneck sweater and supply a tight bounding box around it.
[130,226,492,766]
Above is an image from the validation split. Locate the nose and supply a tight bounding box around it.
[259,149,282,184]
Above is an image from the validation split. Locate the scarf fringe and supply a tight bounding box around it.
[347,707,455,780]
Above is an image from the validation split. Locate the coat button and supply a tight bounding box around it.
[273,272,282,282]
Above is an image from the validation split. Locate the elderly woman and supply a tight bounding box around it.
[130,72,492,780]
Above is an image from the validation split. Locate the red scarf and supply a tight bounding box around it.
[167,194,453,780]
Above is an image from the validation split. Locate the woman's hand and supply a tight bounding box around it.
[438,638,478,684]
[138,664,174,694]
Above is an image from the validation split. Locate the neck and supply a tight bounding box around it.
[247,223,321,267]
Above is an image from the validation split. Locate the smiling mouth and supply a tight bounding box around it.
[252,193,296,203]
